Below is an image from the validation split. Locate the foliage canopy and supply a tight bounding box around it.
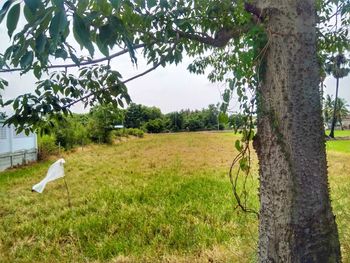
[0,0,348,134]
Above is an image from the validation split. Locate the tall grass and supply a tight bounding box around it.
[0,132,349,262]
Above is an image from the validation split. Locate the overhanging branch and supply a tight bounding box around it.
[173,2,266,47]
[63,42,178,109]
[0,44,146,73]
[176,24,251,48]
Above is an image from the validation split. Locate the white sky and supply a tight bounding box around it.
[0,7,349,114]
[0,55,225,114]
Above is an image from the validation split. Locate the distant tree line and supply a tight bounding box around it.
[26,96,350,159]
[124,103,247,133]
[37,102,246,156]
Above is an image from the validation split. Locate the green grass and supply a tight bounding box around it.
[327,140,350,154]
[325,129,350,138]
[0,132,349,262]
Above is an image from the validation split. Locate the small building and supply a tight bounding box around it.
[0,118,37,171]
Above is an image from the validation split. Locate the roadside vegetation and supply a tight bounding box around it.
[0,132,349,262]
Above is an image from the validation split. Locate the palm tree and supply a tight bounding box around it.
[324,95,334,126]
[325,54,350,138]
[323,95,350,131]
[335,98,350,130]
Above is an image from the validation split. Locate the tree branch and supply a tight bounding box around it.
[244,3,264,22]
[0,44,146,73]
[176,24,251,48]
[63,42,178,109]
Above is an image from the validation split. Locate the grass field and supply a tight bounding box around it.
[327,140,350,153]
[0,132,349,262]
[325,129,350,138]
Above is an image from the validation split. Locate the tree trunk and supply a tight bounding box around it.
[329,77,340,138]
[253,1,341,261]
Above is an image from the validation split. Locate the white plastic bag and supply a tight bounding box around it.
[32,158,66,193]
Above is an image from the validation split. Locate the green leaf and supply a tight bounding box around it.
[51,0,64,8]
[55,48,68,60]
[118,98,124,108]
[110,0,121,10]
[0,0,13,24]
[218,112,228,124]
[239,157,249,172]
[147,0,157,9]
[13,99,19,109]
[3,99,13,106]
[6,3,20,38]
[55,49,68,59]
[110,16,136,63]
[24,0,41,13]
[49,11,68,42]
[97,0,112,15]
[99,24,116,47]
[73,14,94,56]
[96,33,109,56]
[23,5,34,23]
[136,0,145,9]
[69,52,80,66]
[20,51,34,69]
[33,63,42,79]
[35,34,47,54]
[77,0,89,14]
[0,78,8,87]
[235,139,243,152]
[159,0,169,9]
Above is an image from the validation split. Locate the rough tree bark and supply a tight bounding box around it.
[252,0,341,262]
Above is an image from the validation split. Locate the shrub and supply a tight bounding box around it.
[112,129,127,138]
[185,116,204,131]
[144,118,165,133]
[126,128,144,138]
[38,135,58,160]
[111,128,144,140]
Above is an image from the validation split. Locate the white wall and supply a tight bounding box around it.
[0,125,11,154]
[0,124,37,154]
[0,124,38,171]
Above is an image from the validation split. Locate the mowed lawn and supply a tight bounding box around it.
[0,132,349,262]
[326,129,350,138]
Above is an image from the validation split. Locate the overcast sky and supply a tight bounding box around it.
[0,8,349,114]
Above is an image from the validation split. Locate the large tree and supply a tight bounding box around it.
[0,0,349,261]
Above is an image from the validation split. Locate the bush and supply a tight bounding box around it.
[126,128,144,138]
[111,128,144,140]
[38,135,58,160]
[105,131,115,144]
[47,115,90,149]
[144,118,165,133]
[112,129,126,138]
[185,117,204,131]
